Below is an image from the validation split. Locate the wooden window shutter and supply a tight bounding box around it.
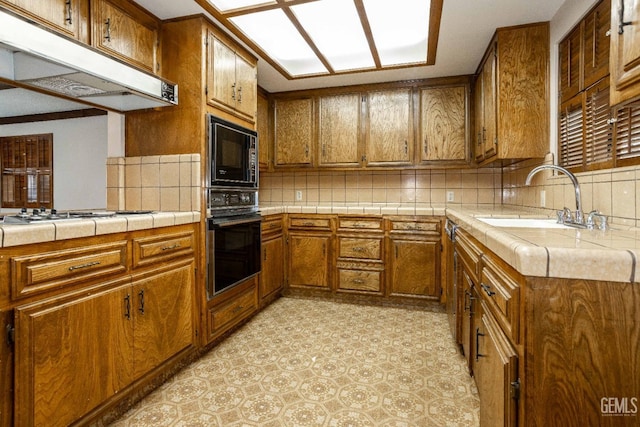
[584,80,612,169]
[615,101,640,165]
[559,96,584,170]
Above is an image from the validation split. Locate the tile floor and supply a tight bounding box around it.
[109,297,480,426]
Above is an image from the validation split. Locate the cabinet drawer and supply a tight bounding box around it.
[133,231,195,268]
[337,269,382,292]
[455,230,483,283]
[338,217,383,231]
[390,219,441,233]
[479,255,521,343]
[338,237,382,260]
[261,215,283,235]
[11,241,128,299]
[289,216,332,230]
[209,287,257,334]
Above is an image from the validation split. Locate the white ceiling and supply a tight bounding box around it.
[133,0,566,93]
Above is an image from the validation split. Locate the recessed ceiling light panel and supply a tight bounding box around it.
[207,0,275,13]
[292,0,375,72]
[231,9,328,76]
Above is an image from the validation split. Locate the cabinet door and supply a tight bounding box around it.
[257,92,271,169]
[132,262,193,379]
[420,86,467,161]
[365,89,413,165]
[261,235,284,300]
[389,238,440,298]
[610,0,640,104]
[208,34,236,111]
[274,98,314,166]
[583,0,610,89]
[288,233,331,289]
[318,93,361,167]
[92,0,158,73]
[559,26,582,103]
[481,45,497,159]
[234,53,257,119]
[11,0,81,39]
[474,303,518,427]
[14,280,134,427]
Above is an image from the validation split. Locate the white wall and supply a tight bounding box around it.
[0,115,109,210]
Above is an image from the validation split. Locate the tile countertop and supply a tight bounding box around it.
[0,211,201,248]
[260,204,640,283]
[446,206,640,283]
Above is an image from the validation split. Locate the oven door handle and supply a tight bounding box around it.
[209,215,261,228]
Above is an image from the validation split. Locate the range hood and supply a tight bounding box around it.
[0,9,177,112]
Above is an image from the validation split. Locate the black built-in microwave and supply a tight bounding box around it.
[208,114,258,188]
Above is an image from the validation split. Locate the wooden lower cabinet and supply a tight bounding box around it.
[387,217,442,299]
[13,259,193,426]
[474,300,518,427]
[288,232,331,289]
[207,277,258,342]
[260,215,284,306]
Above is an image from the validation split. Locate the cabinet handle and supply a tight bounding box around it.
[263,248,267,261]
[162,243,181,251]
[104,18,111,42]
[124,294,131,319]
[68,261,100,271]
[65,0,72,25]
[618,0,633,34]
[232,305,244,314]
[404,140,408,155]
[353,247,365,252]
[353,279,364,284]
[480,282,496,297]
[237,86,243,103]
[138,290,145,314]
[305,146,309,157]
[475,327,485,361]
[424,137,428,155]
[464,290,476,311]
[231,83,236,101]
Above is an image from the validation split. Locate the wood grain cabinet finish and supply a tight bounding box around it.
[257,91,271,169]
[583,0,611,90]
[1,0,86,40]
[4,225,197,427]
[365,88,413,166]
[474,22,549,164]
[286,215,333,290]
[610,0,640,104]
[274,98,314,167]
[318,93,362,167]
[90,0,160,73]
[336,216,384,295]
[386,217,441,299]
[419,85,468,162]
[260,215,284,306]
[208,280,258,340]
[207,32,257,122]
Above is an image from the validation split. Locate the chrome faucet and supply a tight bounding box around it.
[525,164,585,226]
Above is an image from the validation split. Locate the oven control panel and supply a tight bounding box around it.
[208,189,257,215]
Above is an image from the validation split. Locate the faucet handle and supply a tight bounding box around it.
[586,210,598,229]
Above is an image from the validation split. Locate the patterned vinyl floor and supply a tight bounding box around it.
[109,297,480,426]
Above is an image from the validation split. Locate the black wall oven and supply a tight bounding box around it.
[207,114,257,188]
[207,213,261,298]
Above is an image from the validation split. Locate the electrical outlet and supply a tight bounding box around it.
[447,191,455,202]
[295,190,303,201]
[540,190,546,207]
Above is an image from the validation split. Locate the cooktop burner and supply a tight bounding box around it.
[2,208,117,224]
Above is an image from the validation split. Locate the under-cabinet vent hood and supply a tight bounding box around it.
[0,9,177,112]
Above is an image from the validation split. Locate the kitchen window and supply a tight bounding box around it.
[0,133,53,208]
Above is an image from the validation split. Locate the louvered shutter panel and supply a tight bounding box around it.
[559,96,584,169]
[615,102,640,163]
[584,80,612,168]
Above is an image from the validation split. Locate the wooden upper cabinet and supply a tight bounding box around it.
[419,85,467,162]
[365,88,413,166]
[583,0,611,89]
[6,0,85,40]
[274,98,314,166]
[207,32,258,122]
[610,0,640,105]
[318,93,361,167]
[475,45,497,161]
[257,91,271,169]
[475,22,549,164]
[90,0,159,73]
